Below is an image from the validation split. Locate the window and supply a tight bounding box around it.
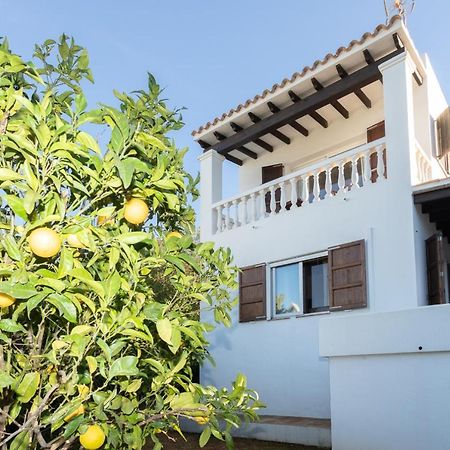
[238,240,367,322]
[271,254,329,317]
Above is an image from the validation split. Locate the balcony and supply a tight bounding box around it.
[212,138,389,234]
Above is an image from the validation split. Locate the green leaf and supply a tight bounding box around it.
[63,414,85,438]
[103,271,121,301]
[109,356,139,378]
[23,160,39,191]
[0,371,15,388]
[117,158,135,189]
[5,194,27,220]
[15,372,40,403]
[57,247,73,279]
[86,356,98,374]
[199,427,211,447]
[0,319,26,333]
[2,235,22,261]
[156,318,172,345]
[0,168,22,181]
[77,131,101,154]
[178,253,201,274]
[117,232,150,245]
[47,293,77,323]
[69,268,104,298]
[9,430,31,450]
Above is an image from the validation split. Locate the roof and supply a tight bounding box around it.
[192,15,403,138]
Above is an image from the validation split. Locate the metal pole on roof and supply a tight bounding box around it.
[383,0,416,24]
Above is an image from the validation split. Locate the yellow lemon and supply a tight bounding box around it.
[123,198,149,225]
[79,424,105,449]
[28,228,61,258]
[167,231,182,239]
[0,293,15,308]
[67,234,84,248]
[64,404,85,422]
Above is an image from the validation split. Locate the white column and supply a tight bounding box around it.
[198,150,225,240]
[376,52,419,310]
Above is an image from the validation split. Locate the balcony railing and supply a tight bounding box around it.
[212,138,387,234]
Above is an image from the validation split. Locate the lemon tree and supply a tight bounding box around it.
[0,36,262,449]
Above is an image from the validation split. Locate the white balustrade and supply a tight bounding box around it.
[414,142,433,184]
[212,138,387,234]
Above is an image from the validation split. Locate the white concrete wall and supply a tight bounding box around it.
[320,305,450,450]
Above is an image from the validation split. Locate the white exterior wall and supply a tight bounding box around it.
[320,305,450,450]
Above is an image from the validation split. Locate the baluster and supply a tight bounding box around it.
[224,202,231,230]
[260,188,266,218]
[250,193,257,221]
[352,156,360,188]
[232,200,239,229]
[338,162,346,193]
[325,166,333,198]
[279,182,287,212]
[269,185,276,215]
[313,170,320,202]
[216,205,222,233]
[364,150,372,184]
[376,145,386,181]
[290,176,299,208]
[302,175,309,207]
[241,196,248,225]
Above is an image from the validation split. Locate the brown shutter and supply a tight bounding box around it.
[239,264,266,322]
[426,233,445,305]
[328,240,367,310]
[262,164,283,213]
[436,107,450,158]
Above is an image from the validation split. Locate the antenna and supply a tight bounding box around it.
[383,0,415,24]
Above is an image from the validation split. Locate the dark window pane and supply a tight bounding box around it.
[303,257,329,313]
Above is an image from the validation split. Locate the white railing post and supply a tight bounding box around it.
[364,150,372,184]
[326,166,333,198]
[279,182,287,212]
[313,170,321,203]
[270,186,276,215]
[302,175,310,207]
[260,188,267,218]
[250,193,257,221]
[232,200,239,229]
[377,145,385,181]
[290,176,299,208]
[216,205,222,233]
[338,162,346,193]
[352,156,360,188]
[224,202,231,230]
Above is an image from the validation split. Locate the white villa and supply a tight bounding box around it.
[193,15,450,450]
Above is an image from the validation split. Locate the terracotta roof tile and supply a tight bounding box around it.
[192,15,402,137]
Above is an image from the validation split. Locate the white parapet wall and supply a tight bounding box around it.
[319,304,450,450]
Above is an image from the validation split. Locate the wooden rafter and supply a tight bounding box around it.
[209,48,404,155]
[288,90,328,128]
[267,102,309,137]
[230,122,273,152]
[336,64,372,108]
[198,139,243,166]
[311,77,349,119]
[363,49,375,65]
[213,131,257,159]
[248,112,291,145]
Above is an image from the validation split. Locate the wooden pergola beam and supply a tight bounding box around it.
[288,90,328,128]
[210,48,404,155]
[336,64,372,108]
[213,131,257,159]
[230,122,273,152]
[198,139,243,166]
[311,77,349,119]
[248,112,291,145]
[268,102,309,137]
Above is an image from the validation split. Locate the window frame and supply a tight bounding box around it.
[268,250,328,319]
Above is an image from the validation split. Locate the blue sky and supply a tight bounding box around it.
[2,1,450,203]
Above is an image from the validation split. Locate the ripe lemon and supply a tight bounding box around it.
[67,234,84,248]
[79,424,105,449]
[124,198,149,225]
[28,227,61,258]
[167,231,182,239]
[0,293,15,308]
[64,404,85,422]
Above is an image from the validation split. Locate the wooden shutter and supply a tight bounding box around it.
[426,233,445,305]
[436,107,450,158]
[328,240,367,310]
[239,264,266,322]
[262,164,283,213]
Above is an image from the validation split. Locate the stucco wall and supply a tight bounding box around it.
[320,305,450,450]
